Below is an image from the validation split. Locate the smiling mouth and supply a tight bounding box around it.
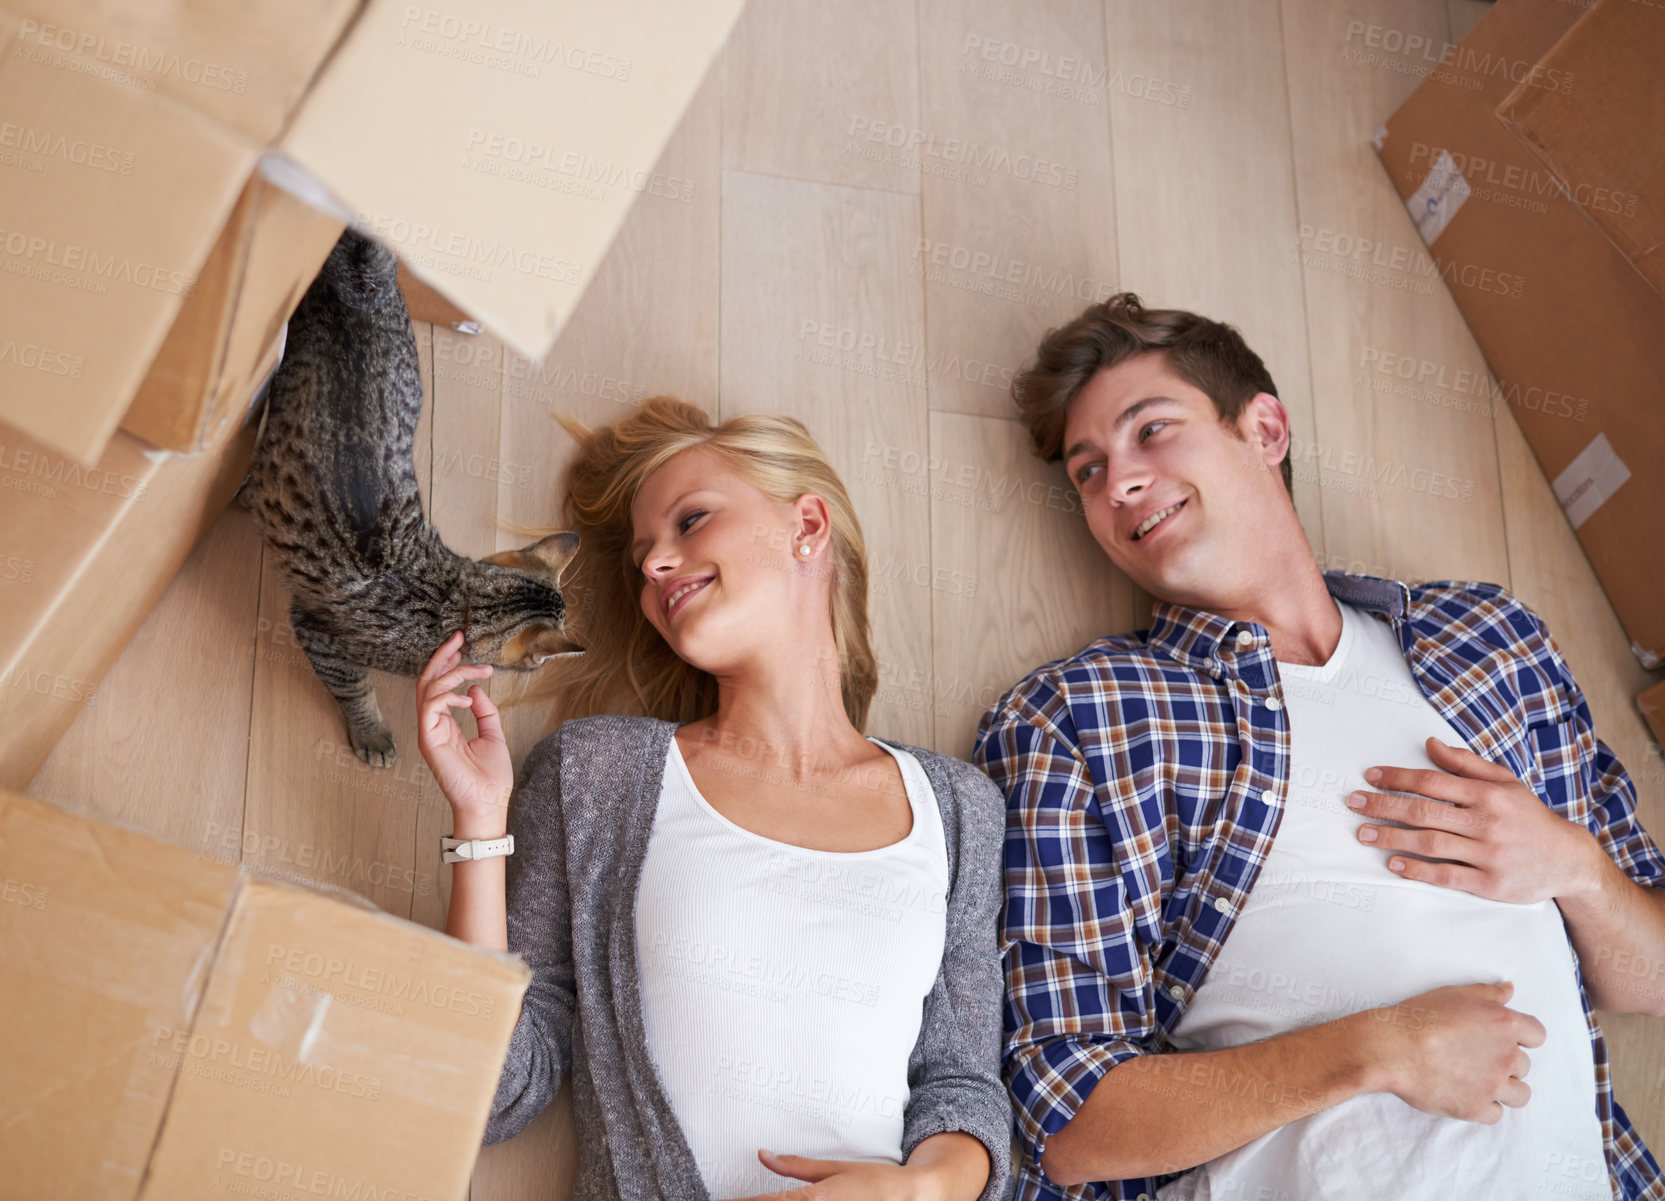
[1132,499,1186,541]
[664,577,712,619]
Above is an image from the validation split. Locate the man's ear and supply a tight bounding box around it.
[481,531,581,584]
[1244,392,1291,473]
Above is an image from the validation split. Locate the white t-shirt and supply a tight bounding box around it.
[1157,601,1608,1201]
[635,735,949,1200]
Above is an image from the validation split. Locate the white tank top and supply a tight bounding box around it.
[635,735,949,1200]
[1158,601,1607,1200]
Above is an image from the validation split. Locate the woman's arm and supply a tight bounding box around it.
[896,764,1011,1201]
[747,1134,989,1201]
[417,632,513,948]
[900,1132,994,1200]
[444,808,511,949]
[416,633,574,1144]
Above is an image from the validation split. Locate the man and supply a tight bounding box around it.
[972,293,1665,1201]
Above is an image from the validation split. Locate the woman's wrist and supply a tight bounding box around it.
[449,809,510,840]
[899,1160,954,1201]
[902,1131,988,1201]
[441,775,512,840]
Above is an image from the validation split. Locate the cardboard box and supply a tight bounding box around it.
[1373,0,1665,667]
[0,0,361,463]
[0,787,530,1201]
[1,0,747,465]
[1496,0,1665,300]
[398,260,480,333]
[123,174,345,454]
[271,0,746,361]
[0,417,257,791]
[1642,679,1665,751]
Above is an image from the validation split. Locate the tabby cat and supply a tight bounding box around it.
[242,229,581,766]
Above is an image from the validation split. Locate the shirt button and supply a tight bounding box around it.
[1235,630,1254,647]
[1264,697,1283,711]
[1138,1194,1152,1201]
[1204,657,1218,673]
[1213,896,1231,915]
[1260,789,1276,805]
[1168,984,1186,1001]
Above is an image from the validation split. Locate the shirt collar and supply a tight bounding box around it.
[1146,570,1411,673]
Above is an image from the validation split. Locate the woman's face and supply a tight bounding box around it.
[630,445,830,674]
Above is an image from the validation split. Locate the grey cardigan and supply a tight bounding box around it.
[482,714,1013,1201]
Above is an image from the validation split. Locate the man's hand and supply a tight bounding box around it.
[1346,735,1606,904]
[1369,981,1545,1123]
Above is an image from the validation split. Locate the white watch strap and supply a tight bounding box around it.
[441,834,514,863]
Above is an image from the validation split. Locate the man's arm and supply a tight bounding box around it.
[1351,739,1665,1016]
[1525,609,1665,1014]
[1558,841,1665,1016]
[1042,981,1542,1185]
[1347,601,1665,1016]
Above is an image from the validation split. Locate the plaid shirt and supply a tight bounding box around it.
[973,570,1665,1201]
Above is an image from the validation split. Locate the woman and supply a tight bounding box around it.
[417,397,1011,1201]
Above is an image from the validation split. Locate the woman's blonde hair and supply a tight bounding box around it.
[548,396,877,730]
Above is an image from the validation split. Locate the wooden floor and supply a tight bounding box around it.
[31,0,1665,1195]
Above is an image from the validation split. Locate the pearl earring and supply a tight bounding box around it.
[799,544,811,556]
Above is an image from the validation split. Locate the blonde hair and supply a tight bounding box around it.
[548,396,877,730]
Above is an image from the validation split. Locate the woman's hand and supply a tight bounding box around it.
[416,631,513,828]
[730,1153,936,1201]
[734,1134,987,1201]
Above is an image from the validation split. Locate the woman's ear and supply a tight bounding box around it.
[792,493,833,550]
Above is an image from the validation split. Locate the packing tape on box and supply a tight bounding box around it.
[229,976,503,1114]
[173,881,499,1115]
[1552,431,1632,530]
[1406,148,1472,246]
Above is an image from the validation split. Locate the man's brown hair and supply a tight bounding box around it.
[1011,292,1292,496]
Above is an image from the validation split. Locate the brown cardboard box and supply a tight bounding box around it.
[398,260,480,333]
[123,175,346,454]
[0,417,257,790]
[0,0,747,466]
[0,787,530,1201]
[1642,679,1665,750]
[272,0,747,363]
[1373,0,1665,667]
[0,0,361,463]
[1496,0,1665,299]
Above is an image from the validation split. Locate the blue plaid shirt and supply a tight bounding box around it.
[973,571,1665,1201]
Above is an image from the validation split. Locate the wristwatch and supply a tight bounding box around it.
[441,834,514,864]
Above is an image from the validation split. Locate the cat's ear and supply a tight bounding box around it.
[481,531,581,584]
[526,531,581,583]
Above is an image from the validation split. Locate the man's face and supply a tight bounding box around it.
[1061,351,1290,607]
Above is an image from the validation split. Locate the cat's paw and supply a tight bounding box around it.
[351,725,397,767]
